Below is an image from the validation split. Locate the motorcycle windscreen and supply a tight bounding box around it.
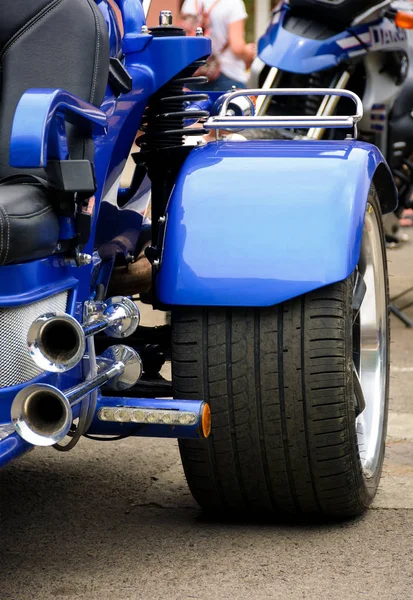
[258,9,364,74]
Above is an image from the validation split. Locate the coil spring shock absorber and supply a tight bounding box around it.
[138,60,211,266]
[140,61,210,152]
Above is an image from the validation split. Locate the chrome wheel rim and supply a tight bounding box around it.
[353,203,387,479]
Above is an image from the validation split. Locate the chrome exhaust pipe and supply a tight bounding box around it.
[28,313,86,374]
[28,297,140,373]
[11,384,73,447]
[12,345,143,446]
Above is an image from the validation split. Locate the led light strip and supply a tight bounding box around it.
[98,407,199,426]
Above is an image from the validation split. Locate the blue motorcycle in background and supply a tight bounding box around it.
[0,0,398,519]
[250,0,413,221]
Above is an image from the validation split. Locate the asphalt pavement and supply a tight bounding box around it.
[1,241,413,600]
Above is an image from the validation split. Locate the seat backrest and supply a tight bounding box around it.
[0,0,110,180]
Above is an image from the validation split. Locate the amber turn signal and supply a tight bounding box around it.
[202,403,212,438]
[395,11,413,29]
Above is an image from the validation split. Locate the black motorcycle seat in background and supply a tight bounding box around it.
[288,0,383,27]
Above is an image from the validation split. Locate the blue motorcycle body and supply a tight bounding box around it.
[258,4,410,75]
[0,0,396,470]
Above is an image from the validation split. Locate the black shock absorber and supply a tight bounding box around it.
[140,62,210,151]
[137,59,211,266]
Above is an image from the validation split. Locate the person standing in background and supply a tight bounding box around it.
[180,0,256,90]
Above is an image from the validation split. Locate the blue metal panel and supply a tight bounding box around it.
[96,0,123,57]
[115,0,146,54]
[0,258,79,307]
[10,89,108,168]
[157,139,396,308]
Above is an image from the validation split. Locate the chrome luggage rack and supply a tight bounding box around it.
[205,88,364,139]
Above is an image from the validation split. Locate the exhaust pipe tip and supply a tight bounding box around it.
[28,313,86,373]
[11,384,72,446]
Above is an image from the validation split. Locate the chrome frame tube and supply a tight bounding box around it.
[83,317,118,338]
[65,361,124,407]
[208,116,356,128]
[206,88,363,136]
[63,344,143,409]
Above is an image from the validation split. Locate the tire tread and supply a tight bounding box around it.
[173,188,389,518]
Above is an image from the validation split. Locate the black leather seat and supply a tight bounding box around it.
[0,183,60,266]
[0,0,109,266]
[289,0,384,27]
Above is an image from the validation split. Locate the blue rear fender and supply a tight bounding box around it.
[157,140,396,308]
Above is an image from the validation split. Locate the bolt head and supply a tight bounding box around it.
[159,10,173,26]
[78,253,92,266]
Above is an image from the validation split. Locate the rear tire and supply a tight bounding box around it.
[172,187,389,519]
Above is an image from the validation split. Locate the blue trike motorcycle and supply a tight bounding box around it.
[0,0,396,519]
